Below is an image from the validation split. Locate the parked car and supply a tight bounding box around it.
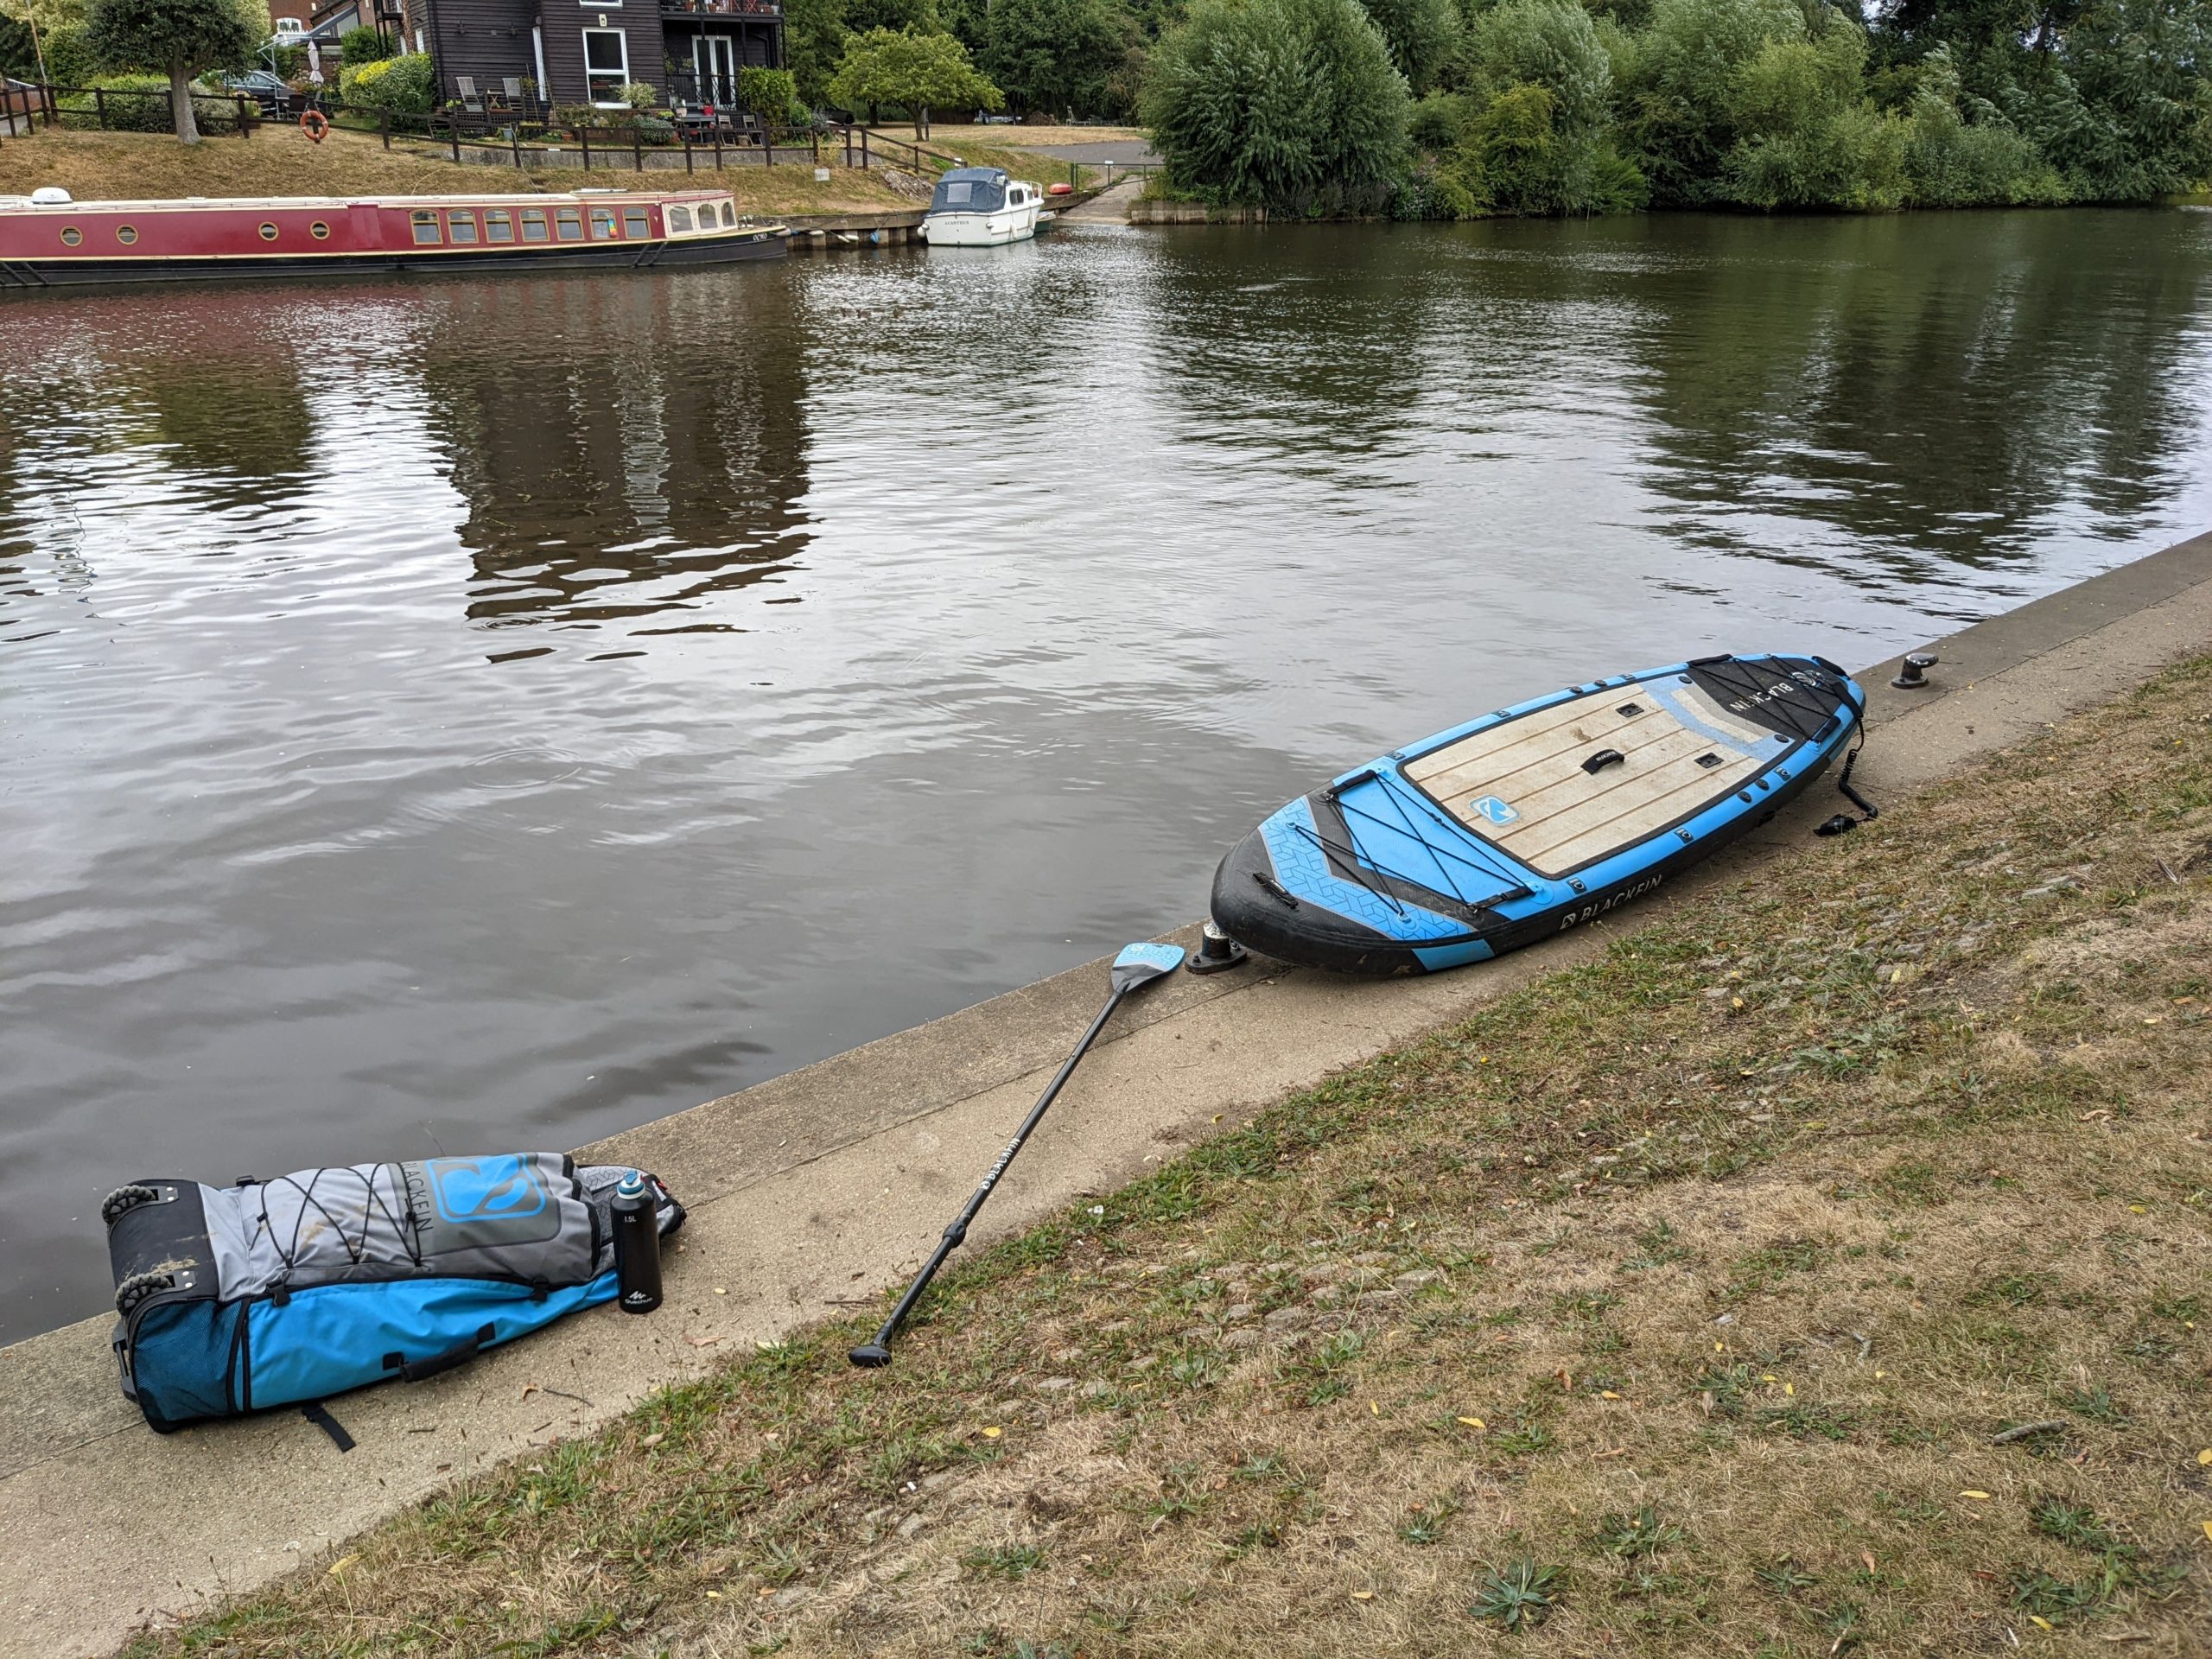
[221,71,297,116]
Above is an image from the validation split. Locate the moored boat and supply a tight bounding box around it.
[0,187,786,289]
[918,167,1045,247]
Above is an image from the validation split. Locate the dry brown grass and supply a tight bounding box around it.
[0,125,916,214]
[123,659,2212,1659]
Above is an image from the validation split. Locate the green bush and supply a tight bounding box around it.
[1902,45,2063,206]
[338,24,391,67]
[736,64,798,118]
[983,0,1134,118]
[1721,20,1907,210]
[339,50,434,112]
[1140,0,1411,211]
[1615,0,1798,205]
[57,73,247,132]
[1447,0,1643,214]
[1408,88,1466,148]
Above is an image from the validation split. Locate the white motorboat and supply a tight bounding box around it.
[918,168,1045,247]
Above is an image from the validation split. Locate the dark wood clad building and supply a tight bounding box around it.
[403,0,783,111]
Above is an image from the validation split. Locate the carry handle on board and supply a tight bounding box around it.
[385,1323,496,1383]
[1581,748,1626,774]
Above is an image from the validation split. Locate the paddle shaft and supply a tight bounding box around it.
[858,982,1131,1357]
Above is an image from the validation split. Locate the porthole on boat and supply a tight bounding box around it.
[310,220,330,239]
[60,226,81,246]
[116,225,137,245]
[258,222,278,241]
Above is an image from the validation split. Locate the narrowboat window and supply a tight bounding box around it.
[623,208,650,238]
[60,226,81,246]
[259,222,278,241]
[447,210,480,244]
[309,220,330,239]
[485,209,514,243]
[520,208,549,242]
[669,205,692,233]
[411,210,442,245]
[590,207,620,238]
[554,207,582,241]
[720,201,735,226]
[115,225,137,245]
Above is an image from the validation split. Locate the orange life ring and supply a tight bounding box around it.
[300,109,330,143]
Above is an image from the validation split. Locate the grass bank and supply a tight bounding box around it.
[0,126,920,215]
[125,659,2212,1657]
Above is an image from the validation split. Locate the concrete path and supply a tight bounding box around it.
[4,531,2210,1656]
[1058,177,1145,224]
[1014,140,1159,165]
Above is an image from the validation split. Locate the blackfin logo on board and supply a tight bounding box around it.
[404,1154,563,1251]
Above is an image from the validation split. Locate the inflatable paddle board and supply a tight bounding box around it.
[1210,653,1866,975]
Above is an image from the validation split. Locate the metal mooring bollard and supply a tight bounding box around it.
[1891,652,1938,690]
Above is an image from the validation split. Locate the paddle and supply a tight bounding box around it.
[848,941,1188,1368]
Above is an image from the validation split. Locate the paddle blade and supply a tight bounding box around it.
[1110,941,1186,993]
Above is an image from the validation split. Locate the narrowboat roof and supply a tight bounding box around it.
[0,189,741,214]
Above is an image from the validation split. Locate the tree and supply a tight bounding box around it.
[1359,0,1460,94]
[983,0,1132,118]
[783,0,849,107]
[84,0,254,143]
[828,26,1001,135]
[1141,0,1411,209]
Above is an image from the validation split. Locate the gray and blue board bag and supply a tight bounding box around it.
[102,1154,682,1434]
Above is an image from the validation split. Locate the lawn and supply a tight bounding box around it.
[122,656,2212,1657]
[0,125,922,216]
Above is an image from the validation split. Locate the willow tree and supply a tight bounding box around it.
[86,0,254,143]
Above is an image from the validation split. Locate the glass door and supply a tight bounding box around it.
[692,35,737,107]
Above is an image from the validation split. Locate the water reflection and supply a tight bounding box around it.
[3,213,2211,1341]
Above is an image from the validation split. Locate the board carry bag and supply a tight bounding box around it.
[101,1154,683,1434]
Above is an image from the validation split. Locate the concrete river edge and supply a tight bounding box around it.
[3,527,2210,1657]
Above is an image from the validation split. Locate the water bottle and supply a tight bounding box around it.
[611,1170,662,1315]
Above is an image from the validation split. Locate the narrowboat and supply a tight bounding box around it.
[918,167,1046,246]
[0,187,786,289]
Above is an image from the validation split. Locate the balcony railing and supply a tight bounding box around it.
[659,0,781,16]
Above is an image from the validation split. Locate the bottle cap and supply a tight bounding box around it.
[616,1169,646,1198]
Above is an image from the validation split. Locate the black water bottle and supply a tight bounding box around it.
[612,1170,663,1315]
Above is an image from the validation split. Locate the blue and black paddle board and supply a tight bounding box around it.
[1210,653,1866,976]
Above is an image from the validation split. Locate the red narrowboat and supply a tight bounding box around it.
[0,188,786,289]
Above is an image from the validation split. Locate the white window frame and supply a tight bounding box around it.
[582,27,630,105]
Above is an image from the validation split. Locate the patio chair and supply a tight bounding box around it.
[454,76,487,118]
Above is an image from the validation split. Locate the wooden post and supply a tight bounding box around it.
[512,124,522,168]
[449,120,461,164]
[842,124,851,168]
[237,94,251,137]
[683,132,693,174]
[713,124,722,170]
[379,107,391,149]
[632,124,642,171]
[763,124,772,167]
[861,126,869,169]
[580,126,590,171]
[93,87,106,129]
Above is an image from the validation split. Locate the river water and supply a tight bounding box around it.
[4,209,2210,1340]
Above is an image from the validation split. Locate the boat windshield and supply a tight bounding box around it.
[930,174,1005,214]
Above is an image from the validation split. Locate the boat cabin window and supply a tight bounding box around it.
[485,209,514,243]
[259,222,278,241]
[115,225,137,245]
[411,210,442,245]
[721,201,736,226]
[555,207,583,242]
[446,210,479,244]
[521,208,550,243]
[929,171,1006,214]
[309,220,330,239]
[590,207,620,239]
[60,226,81,246]
[624,208,651,238]
[669,205,693,233]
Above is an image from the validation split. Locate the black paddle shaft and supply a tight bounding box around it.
[849,984,1132,1367]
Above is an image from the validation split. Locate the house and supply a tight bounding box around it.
[387,0,785,112]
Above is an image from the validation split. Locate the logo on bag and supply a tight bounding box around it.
[1471,796,1519,825]
[427,1155,547,1224]
[405,1155,562,1252]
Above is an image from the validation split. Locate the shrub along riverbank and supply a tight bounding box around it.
[123,658,2212,1656]
[1140,0,2212,217]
